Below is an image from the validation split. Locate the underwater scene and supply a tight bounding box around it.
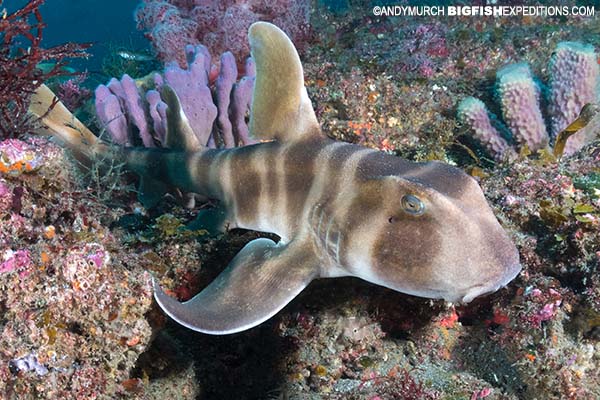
[1,0,600,399]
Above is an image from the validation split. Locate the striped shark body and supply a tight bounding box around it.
[29,22,521,335]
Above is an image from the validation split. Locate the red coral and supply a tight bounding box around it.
[56,74,92,111]
[0,0,90,139]
[135,0,311,67]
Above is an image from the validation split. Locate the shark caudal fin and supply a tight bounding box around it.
[28,84,108,161]
[28,84,203,208]
[248,22,321,142]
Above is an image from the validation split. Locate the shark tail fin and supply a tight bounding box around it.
[248,22,322,143]
[28,84,109,162]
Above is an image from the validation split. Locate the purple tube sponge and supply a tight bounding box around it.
[231,57,256,146]
[109,75,155,148]
[94,85,129,146]
[94,45,255,151]
[215,51,237,148]
[457,97,514,161]
[548,42,599,154]
[459,41,598,160]
[495,63,549,152]
[146,90,167,145]
[92,46,255,208]
[96,75,156,147]
[159,44,217,146]
[213,52,257,147]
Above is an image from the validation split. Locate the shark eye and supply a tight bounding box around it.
[401,194,425,216]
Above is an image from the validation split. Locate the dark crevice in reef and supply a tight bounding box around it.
[563,303,600,342]
[454,333,526,396]
[132,330,194,381]
[176,321,286,400]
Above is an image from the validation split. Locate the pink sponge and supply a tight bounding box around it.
[157,44,217,146]
[495,63,549,152]
[94,45,255,150]
[459,41,599,160]
[457,97,514,161]
[548,42,599,154]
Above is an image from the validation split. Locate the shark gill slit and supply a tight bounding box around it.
[328,145,376,271]
[301,142,345,229]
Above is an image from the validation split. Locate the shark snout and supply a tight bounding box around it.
[460,260,521,303]
[456,212,522,303]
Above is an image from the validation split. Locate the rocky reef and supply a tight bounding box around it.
[0,138,155,398]
[1,0,600,399]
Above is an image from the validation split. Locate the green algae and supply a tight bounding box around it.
[573,172,600,197]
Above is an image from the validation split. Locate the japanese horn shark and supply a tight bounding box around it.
[29,22,521,335]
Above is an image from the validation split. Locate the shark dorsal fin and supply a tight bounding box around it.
[248,22,321,142]
[160,85,203,151]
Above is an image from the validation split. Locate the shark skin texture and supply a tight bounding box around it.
[29,22,521,335]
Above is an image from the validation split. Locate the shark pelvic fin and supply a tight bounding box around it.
[153,238,319,334]
[138,176,170,209]
[161,85,203,151]
[248,22,321,143]
[186,204,230,235]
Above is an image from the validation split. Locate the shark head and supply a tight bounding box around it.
[342,159,521,303]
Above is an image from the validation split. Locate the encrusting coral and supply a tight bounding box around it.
[458,41,599,160]
[0,137,159,399]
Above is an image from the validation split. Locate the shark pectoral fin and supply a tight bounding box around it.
[138,176,170,208]
[153,238,319,334]
[160,85,203,151]
[248,22,322,142]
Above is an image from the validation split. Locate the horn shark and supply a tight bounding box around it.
[29,22,521,335]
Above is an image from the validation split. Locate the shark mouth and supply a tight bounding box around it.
[460,262,522,303]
